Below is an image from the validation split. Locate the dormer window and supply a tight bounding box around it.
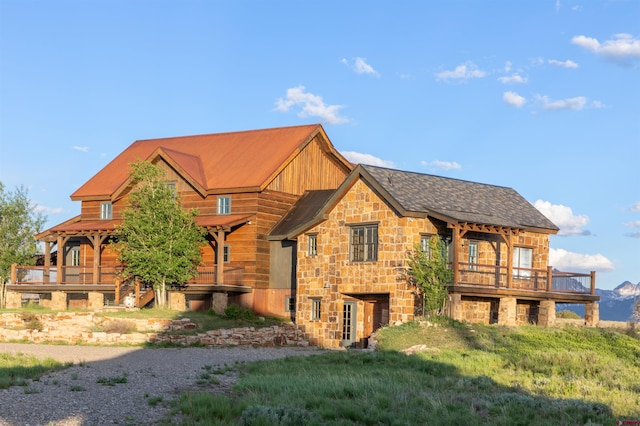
[100,202,112,220]
[217,196,231,215]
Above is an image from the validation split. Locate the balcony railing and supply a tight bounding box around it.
[456,263,595,295]
[10,264,244,287]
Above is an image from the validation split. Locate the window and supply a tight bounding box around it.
[223,245,230,263]
[350,224,378,262]
[217,196,231,214]
[420,235,431,254]
[311,298,321,320]
[285,296,296,312]
[70,247,80,266]
[308,234,318,256]
[100,202,112,220]
[165,182,177,197]
[513,247,533,278]
[468,240,479,271]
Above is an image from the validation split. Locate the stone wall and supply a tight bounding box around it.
[0,312,310,347]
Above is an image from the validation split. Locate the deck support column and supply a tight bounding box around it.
[538,300,556,327]
[447,293,463,321]
[51,291,68,310]
[169,292,187,311]
[87,292,104,309]
[585,302,599,327]
[212,292,228,315]
[498,297,517,326]
[5,291,21,309]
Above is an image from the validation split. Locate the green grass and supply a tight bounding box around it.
[0,352,68,389]
[170,319,640,425]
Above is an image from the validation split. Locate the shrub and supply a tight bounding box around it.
[224,304,256,321]
[557,310,582,319]
[103,320,136,334]
[240,405,311,426]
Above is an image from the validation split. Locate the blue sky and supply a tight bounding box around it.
[0,1,638,290]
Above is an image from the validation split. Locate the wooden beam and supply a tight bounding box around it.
[216,228,225,285]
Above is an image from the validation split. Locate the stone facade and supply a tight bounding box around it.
[0,312,309,347]
[295,179,436,348]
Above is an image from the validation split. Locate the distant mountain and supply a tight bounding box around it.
[558,281,640,322]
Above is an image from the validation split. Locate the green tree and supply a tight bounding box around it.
[0,183,46,307]
[406,236,452,316]
[113,161,206,308]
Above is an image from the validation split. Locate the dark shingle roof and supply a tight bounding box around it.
[361,165,558,231]
[268,190,336,239]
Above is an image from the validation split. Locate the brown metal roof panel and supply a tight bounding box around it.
[71,124,323,200]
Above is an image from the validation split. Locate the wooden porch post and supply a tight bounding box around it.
[10,263,17,284]
[506,231,513,289]
[90,235,108,284]
[44,241,52,283]
[115,278,120,305]
[451,224,461,285]
[56,235,63,284]
[216,228,225,285]
[590,271,596,295]
[547,266,553,292]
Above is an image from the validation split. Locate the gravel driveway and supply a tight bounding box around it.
[0,343,323,426]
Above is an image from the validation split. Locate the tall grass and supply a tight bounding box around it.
[170,320,640,425]
[0,352,67,389]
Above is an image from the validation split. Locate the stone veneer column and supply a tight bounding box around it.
[538,300,556,327]
[51,291,68,310]
[169,292,187,311]
[212,292,228,315]
[87,292,104,310]
[498,297,517,326]
[447,293,463,321]
[4,291,22,309]
[584,302,599,327]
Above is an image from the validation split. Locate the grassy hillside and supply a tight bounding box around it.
[172,318,640,425]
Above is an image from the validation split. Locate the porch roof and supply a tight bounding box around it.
[36,214,252,240]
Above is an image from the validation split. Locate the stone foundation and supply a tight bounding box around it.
[0,312,309,347]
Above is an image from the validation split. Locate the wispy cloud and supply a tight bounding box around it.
[549,248,614,272]
[435,62,486,81]
[534,200,590,235]
[548,59,579,68]
[534,95,587,111]
[571,33,640,63]
[503,91,526,108]
[342,57,380,77]
[73,146,89,153]
[275,86,349,124]
[421,160,461,171]
[34,205,65,215]
[341,151,394,168]
[498,74,527,84]
[630,202,640,212]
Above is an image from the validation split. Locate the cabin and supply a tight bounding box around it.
[268,165,599,348]
[7,124,353,315]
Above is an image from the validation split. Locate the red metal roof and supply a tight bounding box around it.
[71,124,345,200]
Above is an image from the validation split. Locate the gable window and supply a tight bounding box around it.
[350,224,378,262]
[311,298,321,320]
[468,240,479,271]
[100,202,112,220]
[308,234,318,256]
[217,196,231,215]
[513,247,533,278]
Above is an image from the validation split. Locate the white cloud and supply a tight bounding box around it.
[34,205,65,215]
[503,91,526,108]
[435,62,486,81]
[342,57,380,77]
[549,248,614,272]
[534,200,590,235]
[535,94,587,111]
[421,160,462,171]
[548,59,579,68]
[571,33,640,60]
[630,202,640,212]
[504,61,512,73]
[341,151,394,168]
[498,74,527,84]
[73,146,89,153]
[625,220,640,238]
[275,86,349,125]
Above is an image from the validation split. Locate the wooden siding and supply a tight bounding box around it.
[266,136,350,195]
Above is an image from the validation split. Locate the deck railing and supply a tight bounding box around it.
[10,264,244,287]
[456,263,595,295]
